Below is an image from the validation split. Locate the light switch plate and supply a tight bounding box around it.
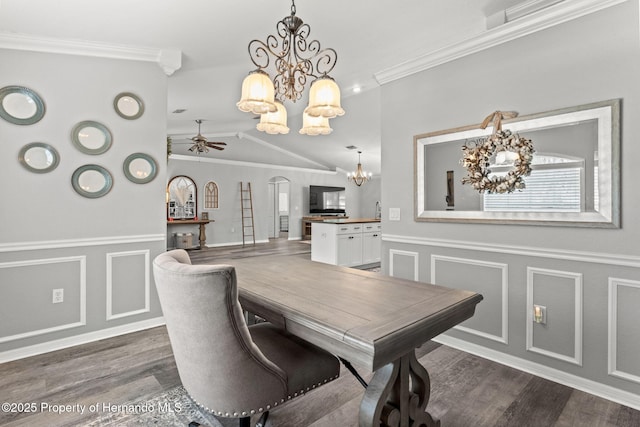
[389,208,401,221]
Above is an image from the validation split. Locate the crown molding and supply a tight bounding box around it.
[169,154,337,174]
[0,32,182,76]
[374,0,629,85]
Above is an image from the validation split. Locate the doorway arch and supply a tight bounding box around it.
[267,176,290,239]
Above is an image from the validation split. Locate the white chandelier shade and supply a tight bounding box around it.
[299,112,332,136]
[304,77,345,119]
[237,70,277,115]
[256,101,290,134]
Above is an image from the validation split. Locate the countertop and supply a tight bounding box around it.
[314,218,381,224]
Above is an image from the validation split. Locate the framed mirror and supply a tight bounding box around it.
[72,164,113,198]
[71,120,113,155]
[18,142,60,173]
[415,99,620,227]
[0,86,46,125]
[123,152,157,184]
[167,175,197,219]
[114,92,144,120]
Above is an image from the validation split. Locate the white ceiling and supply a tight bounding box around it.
[0,0,530,174]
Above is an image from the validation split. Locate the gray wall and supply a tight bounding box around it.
[381,1,640,402]
[167,157,381,246]
[0,49,168,357]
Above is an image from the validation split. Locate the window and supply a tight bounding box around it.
[484,154,585,213]
[204,181,219,209]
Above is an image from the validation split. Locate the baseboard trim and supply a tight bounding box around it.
[433,334,640,411]
[0,317,165,363]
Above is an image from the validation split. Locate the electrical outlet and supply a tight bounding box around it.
[52,288,64,304]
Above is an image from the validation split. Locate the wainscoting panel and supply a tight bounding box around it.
[608,278,640,384]
[526,267,583,365]
[0,256,86,343]
[431,255,508,344]
[106,250,151,321]
[389,249,419,281]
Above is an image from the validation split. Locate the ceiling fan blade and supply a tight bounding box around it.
[209,145,225,151]
[206,141,227,146]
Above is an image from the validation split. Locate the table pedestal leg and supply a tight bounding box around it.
[359,350,440,427]
[197,223,207,249]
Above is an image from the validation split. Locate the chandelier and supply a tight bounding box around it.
[236,0,344,135]
[347,151,371,186]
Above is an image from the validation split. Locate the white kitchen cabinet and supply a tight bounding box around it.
[311,221,380,267]
[362,223,382,265]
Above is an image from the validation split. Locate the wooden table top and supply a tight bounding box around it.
[220,254,483,371]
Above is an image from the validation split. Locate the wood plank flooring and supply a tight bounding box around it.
[1,239,638,427]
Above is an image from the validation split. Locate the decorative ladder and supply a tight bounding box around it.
[240,182,256,247]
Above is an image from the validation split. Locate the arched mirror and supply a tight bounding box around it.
[114,92,144,120]
[71,120,112,155]
[71,164,113,198]
[167,175,197,219]
[19,142,59,173]
[123,153,157,184]
[0,86,46,125]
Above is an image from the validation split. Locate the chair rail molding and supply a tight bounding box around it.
[374,0,629,84]
[0,32,182,76]
[382,234,640,268]
[0,234,165,253]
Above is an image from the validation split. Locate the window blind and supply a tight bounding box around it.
[484,167,582,212]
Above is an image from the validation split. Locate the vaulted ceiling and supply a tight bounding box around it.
[0,0,542,174]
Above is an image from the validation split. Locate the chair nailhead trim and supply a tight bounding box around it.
[183,373,339,419]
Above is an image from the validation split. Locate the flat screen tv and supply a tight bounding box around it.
[309,185,346,214]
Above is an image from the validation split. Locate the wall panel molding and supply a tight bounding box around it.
[0,256,86,344]
[383,234,640,268]
[389,249,419,280]
[526,267,583,365]
[432,255,509,344]
[106,250,151,321]
[0,234,164,253]
[608,277,640,384]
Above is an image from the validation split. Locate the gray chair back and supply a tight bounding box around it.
[153,249,288,415]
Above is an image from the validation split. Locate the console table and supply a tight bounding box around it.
[166,219,213,249]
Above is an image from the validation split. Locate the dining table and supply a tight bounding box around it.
[221,253,483,427]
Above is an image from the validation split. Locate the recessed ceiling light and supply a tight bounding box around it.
[172,109,187,114]
[352,86,362,93]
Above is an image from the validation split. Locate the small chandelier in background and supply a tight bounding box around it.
[236,0,344,135]
[347,151,371,186]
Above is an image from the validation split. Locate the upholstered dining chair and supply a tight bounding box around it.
[153,249,340,427]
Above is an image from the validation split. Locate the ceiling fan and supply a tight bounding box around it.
[185,119,227,154]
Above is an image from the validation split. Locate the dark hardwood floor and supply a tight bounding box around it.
[1,239,638,426]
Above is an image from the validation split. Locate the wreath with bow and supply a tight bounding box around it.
[461,111,534,194]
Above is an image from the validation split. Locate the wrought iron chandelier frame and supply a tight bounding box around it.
[246,0,338,104]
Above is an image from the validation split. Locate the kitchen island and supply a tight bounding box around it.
[311,218,381,267]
